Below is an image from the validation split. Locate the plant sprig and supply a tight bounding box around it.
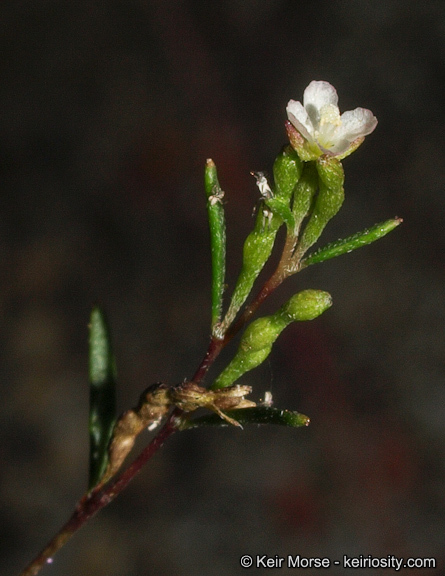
[18,80,401,576]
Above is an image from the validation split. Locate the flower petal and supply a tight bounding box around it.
[337,108,378,141]
[303,81,338,116]
[327,138,355,156]
[286,99,314,142]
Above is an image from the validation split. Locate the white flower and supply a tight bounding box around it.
[286,81,377,159]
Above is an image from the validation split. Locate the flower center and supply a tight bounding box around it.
[314,104,342,149]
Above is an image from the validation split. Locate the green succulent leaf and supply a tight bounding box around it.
[219,208,281,335]
[218,149,306,334]
[301,218,403,267]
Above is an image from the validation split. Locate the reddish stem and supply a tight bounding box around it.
[225,267,285,342]
[20,237,296,576]
[191,251,293,384]
[18,412,179,576]
[191,336,225,384]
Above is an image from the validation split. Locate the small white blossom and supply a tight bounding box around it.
[286,81,377,160]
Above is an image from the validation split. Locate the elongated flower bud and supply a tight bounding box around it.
[294,156,345,259]
[212,290,332,389]
[273,145,303,202]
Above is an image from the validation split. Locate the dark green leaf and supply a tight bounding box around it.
[88,307,117,490]
[179,406,310,429]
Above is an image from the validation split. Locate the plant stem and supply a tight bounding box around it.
[191,336,225,384]
[18,411,180,576]
[192,246,295,385]
[20,242,293,576]
[225,236,296,343]
[225,267,285,342]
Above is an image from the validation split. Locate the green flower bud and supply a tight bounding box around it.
[240,315,288,352]
[212,289,332,389]
[273,145,303,202]
[212,346,272,391]
[295,156,345,259]
[282,289,333,321]
[292,162,318,236]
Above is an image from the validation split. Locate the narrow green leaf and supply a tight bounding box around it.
[88,306,117,490]
[179,406,310,430]
[301,218,403,268]
[205,159,227,334]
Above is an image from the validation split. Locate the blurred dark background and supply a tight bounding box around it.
[1,2,444,575]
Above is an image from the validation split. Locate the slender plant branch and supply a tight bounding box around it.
[192,250,297,389]
[17,81,397,576]
[192,262,288,383]
[225,268,286,342]
[191,336,225,384]
[18,410,181,576]
[225,240,297,343]
[19,249,291,576]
